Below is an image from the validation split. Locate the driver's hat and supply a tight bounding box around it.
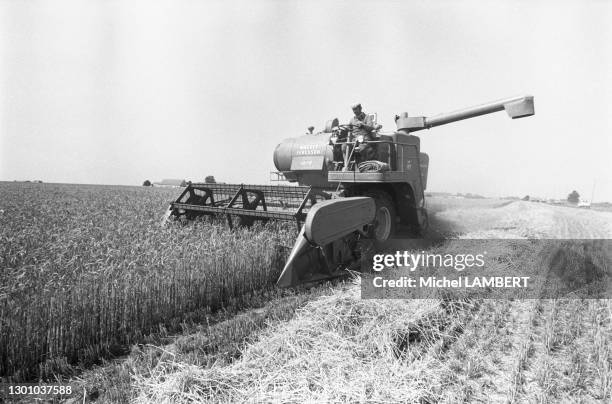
[351,103,362,110]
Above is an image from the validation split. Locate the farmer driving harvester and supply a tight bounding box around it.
[348,103,382,162]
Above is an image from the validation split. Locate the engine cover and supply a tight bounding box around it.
[273,133,335,187]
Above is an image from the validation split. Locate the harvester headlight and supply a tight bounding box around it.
[330,134,338,144]
[356,134,364,143]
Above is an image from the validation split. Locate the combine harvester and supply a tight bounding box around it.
[165,95,535,287]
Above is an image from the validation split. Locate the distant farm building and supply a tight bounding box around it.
[154,179,186,188]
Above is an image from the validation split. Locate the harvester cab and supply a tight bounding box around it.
[164,95,535,287]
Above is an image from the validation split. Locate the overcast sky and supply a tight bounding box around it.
[1,0,611,201]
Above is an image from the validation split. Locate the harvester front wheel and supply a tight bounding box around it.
[364,190,396,241]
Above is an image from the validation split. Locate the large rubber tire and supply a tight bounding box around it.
[363,190,397,241]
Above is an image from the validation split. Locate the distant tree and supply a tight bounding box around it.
[567,190,580,204]
[142,180,152,186]
[205,175,216,184]
[522,195,530,201]
[180,180,187,187]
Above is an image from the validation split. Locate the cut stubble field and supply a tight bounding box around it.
[1,182,611,403]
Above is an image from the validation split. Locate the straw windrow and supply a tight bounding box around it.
[133,284,478,403]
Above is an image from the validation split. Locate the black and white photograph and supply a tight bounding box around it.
[1,0,611,402]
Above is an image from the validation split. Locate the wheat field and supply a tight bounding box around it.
[0,182,294,381]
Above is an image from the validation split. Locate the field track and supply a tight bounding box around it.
[428,197,612,239]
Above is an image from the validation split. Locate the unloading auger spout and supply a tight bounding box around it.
[394,95,534,132]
